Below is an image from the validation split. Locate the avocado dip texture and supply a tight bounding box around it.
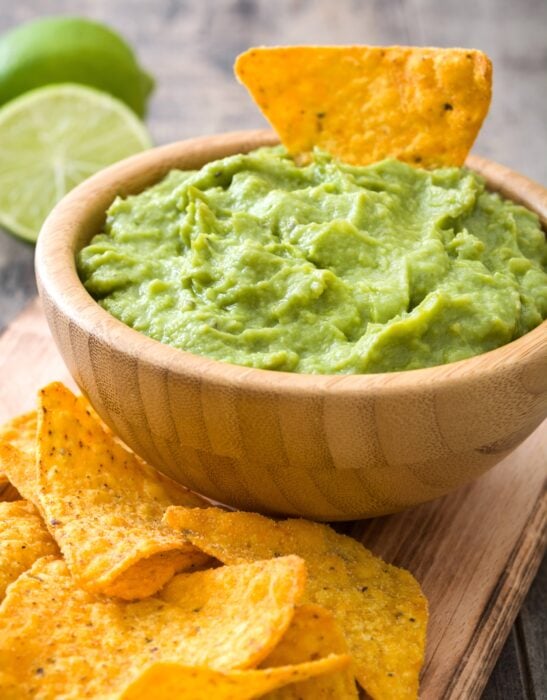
[78,147,547,374]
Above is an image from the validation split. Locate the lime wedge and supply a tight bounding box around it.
[0,84,152,242]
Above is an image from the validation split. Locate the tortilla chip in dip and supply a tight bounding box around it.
[235,45,492,167]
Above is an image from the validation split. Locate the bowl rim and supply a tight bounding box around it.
[35,129,547,398]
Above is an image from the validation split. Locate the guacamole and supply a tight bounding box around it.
[78,147,547,374]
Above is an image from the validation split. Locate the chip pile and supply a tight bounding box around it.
[0,383,427,699]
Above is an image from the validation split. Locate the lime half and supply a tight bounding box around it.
[0,84,151,242]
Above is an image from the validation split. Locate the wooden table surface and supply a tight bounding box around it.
[0,1,545,697]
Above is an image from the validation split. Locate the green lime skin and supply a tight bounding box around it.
[0,16,154,116]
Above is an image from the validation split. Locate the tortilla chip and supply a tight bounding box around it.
[120,654,349,700]
[261,604,358,698]
[0,500,58,599]
[0,554,306,698]
[235,45,492,167]
[0,411,37,503]
[0,442,38,506]
[61,393,208,510]
[0,400,206,503]
[0,410,37,452]
[33,382,208,598]
[0,388,209,599]
[165,507,428,699]
[123,605,354,700]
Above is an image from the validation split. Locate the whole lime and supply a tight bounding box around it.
[0,16,154,116]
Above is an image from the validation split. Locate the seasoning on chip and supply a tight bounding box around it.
[235,45,492,167]
[0,500,58,599]
[0,554,307,698]
[31,382,210,599]
[260,604,358,698]
[165,507,428,699]
[120,655,349,699]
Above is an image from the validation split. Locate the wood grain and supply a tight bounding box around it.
[0,298,545,700]
[35,130,547,520]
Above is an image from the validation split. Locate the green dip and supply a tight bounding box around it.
[78,147,547,374]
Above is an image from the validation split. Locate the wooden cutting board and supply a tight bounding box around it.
[1,298,545,700]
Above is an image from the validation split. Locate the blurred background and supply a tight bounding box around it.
[0,3,545,697]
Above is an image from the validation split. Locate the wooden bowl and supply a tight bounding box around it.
[35,130,547,521]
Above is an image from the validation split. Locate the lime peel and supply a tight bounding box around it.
[0,16,154,116]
